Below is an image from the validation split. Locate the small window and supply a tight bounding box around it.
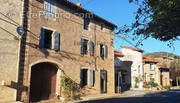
[80,38,88,55]
[44,29,53,49]
[150,64,155,70]
[100,44,105,59]
[45,0,55,18]
[100,44,108,59]
[101,24,104,31]
[80,69,88,87]
[138,65,141,73]
[39,28,60,51]
[150,74,155,78]
[84,18,90,30]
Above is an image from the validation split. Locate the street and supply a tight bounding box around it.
[79,90,180,103]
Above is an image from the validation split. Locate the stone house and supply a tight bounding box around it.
[10,0,117,102]
[114,50,131,93]
[157,65,170,86]
[143,57,159,84]
[0,0,24,102]
[120,46,144,88]
[143,57,170,86]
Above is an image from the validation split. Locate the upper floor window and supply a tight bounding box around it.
[39,28,60,51]
[84,18,90,30]
[80,39,94,56]
[45,0,55,18]
[150,63,155,70]
[101,24,104,31]
[80,38,88,55]
[100,44,108,59]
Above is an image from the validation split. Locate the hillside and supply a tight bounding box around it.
[144,52,180,59]
[144,52,180,69]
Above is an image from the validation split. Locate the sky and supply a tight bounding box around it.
[70,0,180,56]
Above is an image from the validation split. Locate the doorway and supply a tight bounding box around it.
[29,62,58,102]
[100,70,107,93]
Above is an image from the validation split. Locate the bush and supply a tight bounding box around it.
[163,85,172,90]
[148,82,158,87]
[134,84,138,88]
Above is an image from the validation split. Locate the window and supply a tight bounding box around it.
[80,69,88,87]
[80,39,88,55]
[80,69,95,87]
[39,28,60,51]
[45,0,55,18]
[84,18,90,30]
[150,74,155,79]
[150,64,155,70]
[100,44,108,59]
[101,24,104,31]
[138,65,141,74]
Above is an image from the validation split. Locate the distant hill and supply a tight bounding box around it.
[144,52,180,59]
[144,52,180,69]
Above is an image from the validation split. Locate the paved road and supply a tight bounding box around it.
[79,90,180,103]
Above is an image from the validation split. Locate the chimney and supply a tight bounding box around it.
[76,2,82,7]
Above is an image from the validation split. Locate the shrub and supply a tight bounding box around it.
[148,82,158,87]
[163,85,172,90]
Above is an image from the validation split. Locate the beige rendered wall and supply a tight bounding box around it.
[0,0,23,102]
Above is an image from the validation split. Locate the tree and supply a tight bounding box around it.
[118,0,180,46]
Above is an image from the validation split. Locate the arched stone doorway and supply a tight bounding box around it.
[29,62,58,102]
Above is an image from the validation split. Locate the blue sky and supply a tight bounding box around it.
[70,0,180,55]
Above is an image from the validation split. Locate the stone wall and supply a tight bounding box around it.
[18,0,115,102]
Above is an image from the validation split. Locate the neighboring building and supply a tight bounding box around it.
[0,0,24,102]
[143,57,170,86]
[14,0,117,102]
[157,65,170,86]
[114,50,131,93]
[143,57,159,84]
[120,46,144,88]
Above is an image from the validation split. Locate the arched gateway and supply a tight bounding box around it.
[29,62,59,102]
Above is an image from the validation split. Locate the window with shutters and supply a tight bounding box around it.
[84,18,90,30]
[80,38,88,55]
[100,44,108,59]
[39,28,60,51]
[45,0,55,18]
[101,24,104,31]
[150,63,155,71]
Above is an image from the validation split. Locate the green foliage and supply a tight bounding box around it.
[61,76,80,100]
[148,82,158,87]
[134,84,138,88]
[119,0,180,44]
[163,85,172,90]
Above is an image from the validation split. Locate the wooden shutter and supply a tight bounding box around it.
[105,45,108,58]
[45,0,50,17]
[89,70,94,86]
[50,0,55,18]
[54,32,60,51]
[89,41,94,56]
[39,28,45,48]
[80,38,84,55]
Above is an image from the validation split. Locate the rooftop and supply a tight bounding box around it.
[114,50,124,57]
[143,57,158,63]
[59,0,117,29]
[121,46,144,52]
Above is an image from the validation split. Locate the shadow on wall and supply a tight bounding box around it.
[120,61,133,92]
